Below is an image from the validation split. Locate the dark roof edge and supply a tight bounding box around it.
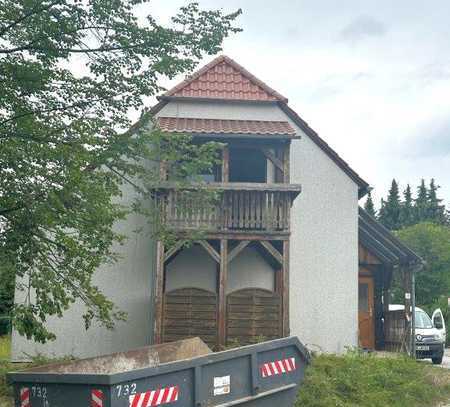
[157,95,279,105]
[279,102,370,198]
[359,207,424,267]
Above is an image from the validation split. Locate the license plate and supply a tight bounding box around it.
[416,345,429,351]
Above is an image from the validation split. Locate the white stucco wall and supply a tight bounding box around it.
[165,245,217,293]
[11,181,156,361]
[164,245,275,294]
[228,247,275,293]
[288,131,359,354]
[157,99,359,353]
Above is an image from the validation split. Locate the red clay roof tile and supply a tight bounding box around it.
[157,117,296,136]
[162,55,288,103]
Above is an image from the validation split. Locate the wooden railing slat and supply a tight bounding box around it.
[158,187,294,233]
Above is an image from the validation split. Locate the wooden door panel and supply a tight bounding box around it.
[358,276,375,349]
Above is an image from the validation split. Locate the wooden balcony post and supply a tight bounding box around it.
[218,239,228,347]
[222,146,229,183]
[282,240,290,337]
[283,142,290,183]
[153,241,165,344]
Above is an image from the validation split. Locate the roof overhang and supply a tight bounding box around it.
[359,207,424,268]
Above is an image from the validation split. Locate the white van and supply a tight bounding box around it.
[389,305,446,365]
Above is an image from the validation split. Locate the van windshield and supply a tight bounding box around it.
[415,310,433,329]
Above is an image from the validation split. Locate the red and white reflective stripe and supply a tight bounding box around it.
[20,387,30,407]
[91,389,104,407]
[260,357,296,378]
[129,385,179,407]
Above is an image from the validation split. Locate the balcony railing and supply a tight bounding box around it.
[153,183,301,233]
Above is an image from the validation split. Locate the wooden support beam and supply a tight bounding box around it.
[261,147,284,172]
[153,241,165,344]
[159,161,167,181]
[218,239,228,348]
[164,240,187,263]
[228,240,250,263]
[259,240,283,265]
[222,145,229,183]
[198,240,221,263]
[282,240,290,337]
[283,142,290,183]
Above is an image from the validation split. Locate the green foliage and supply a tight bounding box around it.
[296,352,450,407]
[399,184,414,227]
[427,179,447,224]
[0,1,241,343]
[0,263,14,335]
[363,191,376,217]
[0,336,10,361]
[375,178,449,230]
[395,223,450,307]
[378,179,402,230]
[415,179,429,223]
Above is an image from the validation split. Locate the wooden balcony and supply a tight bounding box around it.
[153,183,301,234]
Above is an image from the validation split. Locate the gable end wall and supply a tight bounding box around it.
[156,99,359,353]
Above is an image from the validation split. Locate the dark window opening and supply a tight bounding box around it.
[229,148,266,183]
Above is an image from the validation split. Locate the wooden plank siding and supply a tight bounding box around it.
[226,288,282,346]
[162,288,218,348]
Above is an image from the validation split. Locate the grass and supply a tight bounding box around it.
[296,351,450,407]
[0,336,14,407]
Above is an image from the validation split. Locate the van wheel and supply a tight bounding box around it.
[432,356,443,365]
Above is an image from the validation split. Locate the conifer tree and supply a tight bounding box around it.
[399,184,414,227]
[428,179,447,224]
[378,179,402,230]
[364,191,376,217]
[415,179,429,223]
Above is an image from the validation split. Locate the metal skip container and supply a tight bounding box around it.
[8,336,310,407]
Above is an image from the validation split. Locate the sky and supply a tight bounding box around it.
[140,0,450,207]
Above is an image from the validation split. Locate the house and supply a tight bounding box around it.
[12,55,376,360]
[358,208,423,351]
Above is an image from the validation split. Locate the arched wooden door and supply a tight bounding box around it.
[226,288,282,346]
[162,288,218,348]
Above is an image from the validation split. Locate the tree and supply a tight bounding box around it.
[396,223,450,308]
[0,1,241,342]
[399,184,414,227]
[414,179,429,223]
[428,179,447,224]
[378,179,402,230]
[363,190,376,217]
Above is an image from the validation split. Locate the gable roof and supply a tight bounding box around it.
[153,55,369,197]
[359,207,423,267]
[161,55,288,103]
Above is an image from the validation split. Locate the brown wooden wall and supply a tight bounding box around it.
[162,288,218,348]
[226,288,282,346]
